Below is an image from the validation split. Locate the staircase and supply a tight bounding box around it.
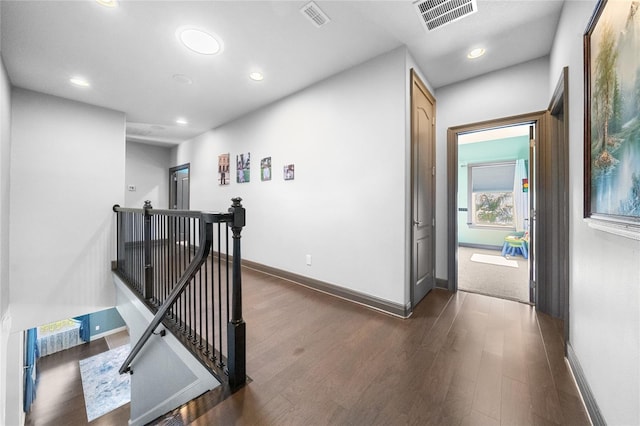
[111,198,247,424]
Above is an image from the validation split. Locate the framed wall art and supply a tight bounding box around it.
[218,153,230,185]
[584,0,640,231]
[261,157,272,181]
[236,152,250,183]
[284,164,295,181]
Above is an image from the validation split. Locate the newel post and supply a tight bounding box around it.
[143,200,154,300]
[227,197,246,390]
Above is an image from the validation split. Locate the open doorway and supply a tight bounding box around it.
[447,112,545,307]
[169,163,190,210]
[456,124,532,303]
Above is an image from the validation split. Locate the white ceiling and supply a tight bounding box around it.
[0,0,564,146]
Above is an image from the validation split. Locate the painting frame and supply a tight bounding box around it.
[261,156,272,181]
[236,152,250,184]
[584,0,640,231]
[218,153,230,186]
[283,164,295,181]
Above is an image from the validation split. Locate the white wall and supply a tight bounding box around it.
[125,141,170,209]
[550,1,640,424]
[434,56,550,278]
[9,88,126,332]
[0,51,12,426]
[173,47,408,306]
[4,331,23,426]
[0,47,10,325]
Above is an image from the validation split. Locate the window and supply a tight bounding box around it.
[468,161,516,228]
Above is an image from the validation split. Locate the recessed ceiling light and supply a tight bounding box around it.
[249,72,264,82]
[176,118,188,126]
[96,0,118,8]
[467,48,486,59]
[177,27,222,55]
[69,76,90,88]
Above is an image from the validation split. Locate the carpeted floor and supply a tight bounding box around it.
[458,246,530,302]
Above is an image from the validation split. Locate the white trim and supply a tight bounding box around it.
[586,218,640,241]
[89,325,128,342]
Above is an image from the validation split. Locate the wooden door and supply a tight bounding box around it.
[411,70,436,308]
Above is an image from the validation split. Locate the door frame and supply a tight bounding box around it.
[447,102,570,327]
[169,163,190,210]
[410,69,437,310]
[447,111,547,298]
[548,67,570,350]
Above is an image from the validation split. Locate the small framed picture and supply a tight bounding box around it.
[284,164,295,181]
[236,152,250,183]
[261,157,272,181]
[218,153,230,186]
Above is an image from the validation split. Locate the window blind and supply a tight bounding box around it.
[471,162,515,192]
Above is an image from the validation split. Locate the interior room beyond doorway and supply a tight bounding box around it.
[456,124,531,303]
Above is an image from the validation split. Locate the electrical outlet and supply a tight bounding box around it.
[95,325,100,331]
[306,254,312,266]
[128,185,136,191]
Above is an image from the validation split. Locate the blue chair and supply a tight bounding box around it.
[501,232,529,259]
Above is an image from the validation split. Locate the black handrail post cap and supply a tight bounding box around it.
[229,197,245,228]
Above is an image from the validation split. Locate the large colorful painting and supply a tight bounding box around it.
[585,0,640,226]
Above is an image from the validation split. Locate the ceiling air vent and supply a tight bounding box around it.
[414,0,478,31]
[127,127,152,137]
[301,1,331,28]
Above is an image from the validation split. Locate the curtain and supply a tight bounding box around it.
[513,159,529,232]
[74,315,91,342]
[23,328,39,413]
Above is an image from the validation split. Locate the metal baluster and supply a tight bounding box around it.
[211,233,219,362]
[181,216,187,333]
[206,249,213,359]
[198,258,204,350]
[225,223,230,330]
[217,222,223,367]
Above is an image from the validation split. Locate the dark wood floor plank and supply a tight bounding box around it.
[500,376,534,425]
[472,350,503,421]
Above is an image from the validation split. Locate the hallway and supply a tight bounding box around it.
[23,266,590,425]
[154,267,590,425]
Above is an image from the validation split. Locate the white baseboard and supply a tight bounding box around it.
[90,325,128,342]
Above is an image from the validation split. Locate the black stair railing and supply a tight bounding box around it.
[112,198,246,391]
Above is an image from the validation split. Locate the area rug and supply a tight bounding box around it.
[79,344,131,422]
[470,253,519,268]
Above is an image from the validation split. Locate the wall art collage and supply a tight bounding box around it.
[217,152,295,185]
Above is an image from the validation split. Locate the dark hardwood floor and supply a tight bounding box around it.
[25,332,130,426]
[153,267,591,426]
[24,266,590,425]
